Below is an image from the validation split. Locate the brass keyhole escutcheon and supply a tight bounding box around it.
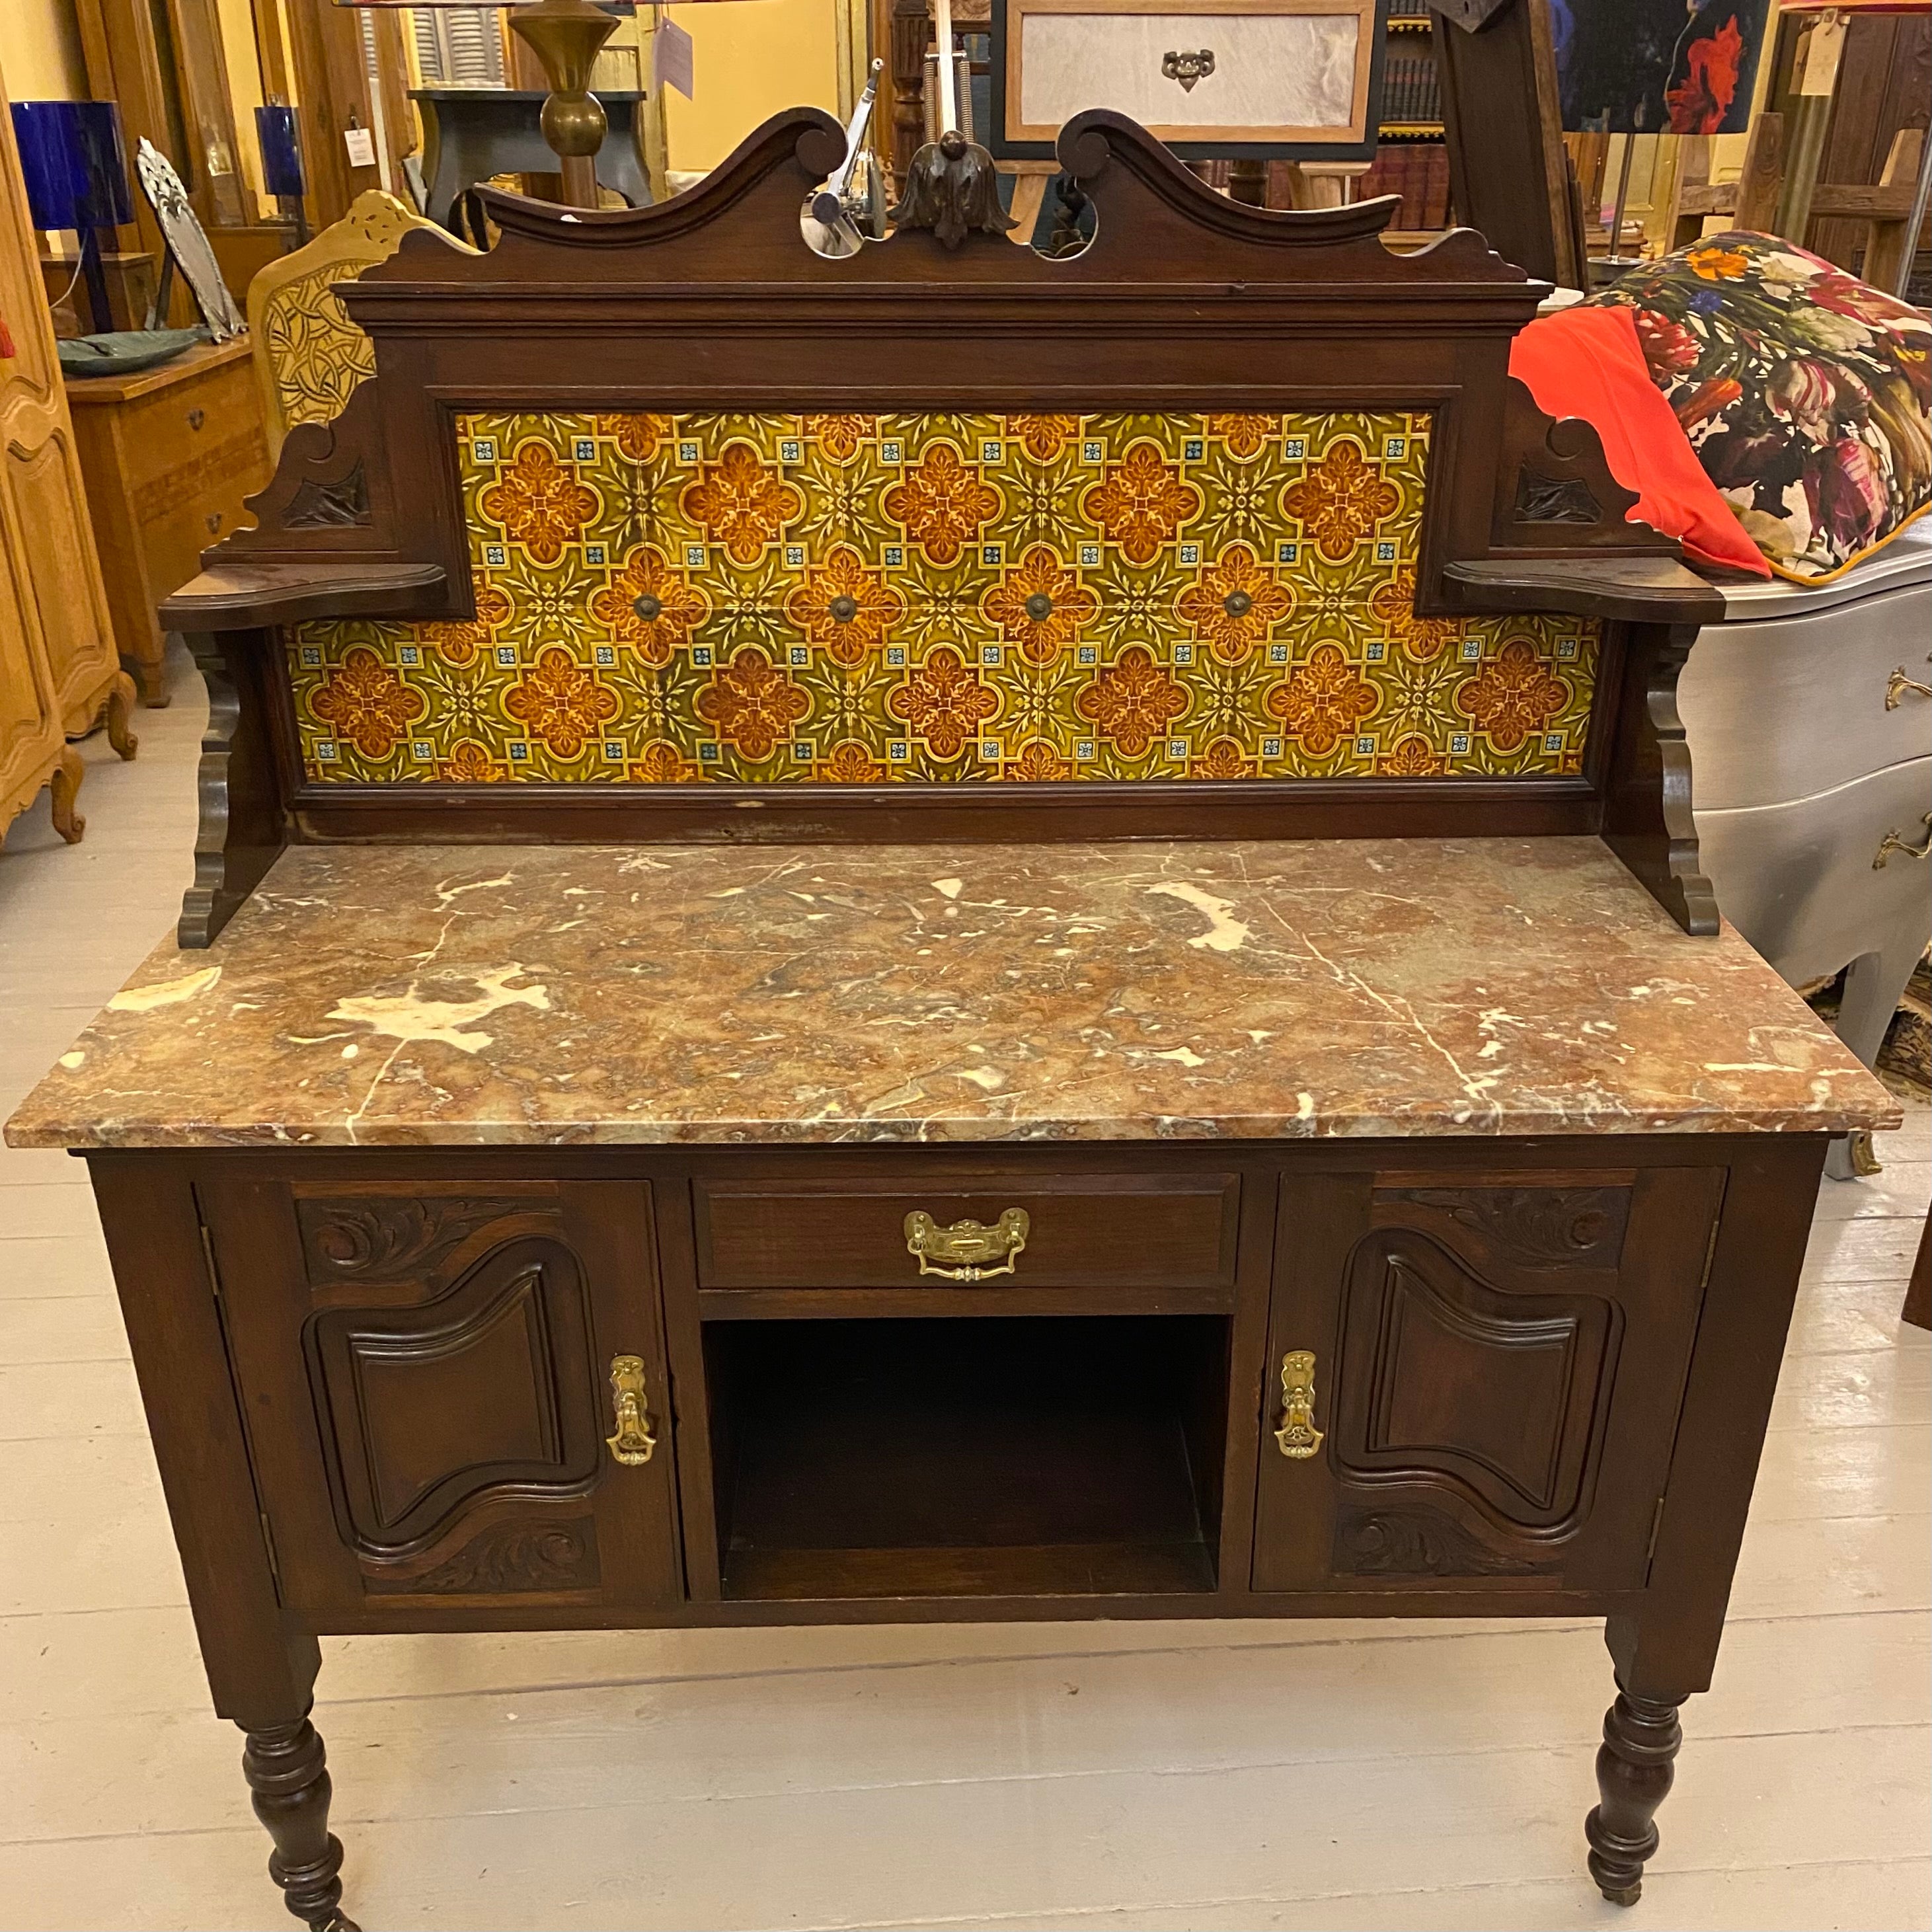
[1275,1350,1324,1459]
[904,1207,1030,1282]
[605,1354,656,1465]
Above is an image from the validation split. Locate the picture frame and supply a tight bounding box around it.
[989,0,1389,162]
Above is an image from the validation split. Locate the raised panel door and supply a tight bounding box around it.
[1253,1167,1722,1594]
[206,1179,683,1612]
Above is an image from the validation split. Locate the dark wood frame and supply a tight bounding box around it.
[159,106,1722,952]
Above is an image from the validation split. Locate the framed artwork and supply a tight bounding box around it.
[1552,0,1773,135]
[134,137,246,339]
[989,0,1389,161]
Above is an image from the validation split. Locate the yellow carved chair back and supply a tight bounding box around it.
[247,190,478,457]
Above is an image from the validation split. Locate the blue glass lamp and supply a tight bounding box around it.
[11,100,134,334]
[255,104,310,247]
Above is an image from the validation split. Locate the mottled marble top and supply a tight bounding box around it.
[5,838,1900,1150]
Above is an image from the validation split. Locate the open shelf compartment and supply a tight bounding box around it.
[704,1315,1230,1601]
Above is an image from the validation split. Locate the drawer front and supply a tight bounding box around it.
[695,1173,1240,1291]
[1009,3,1372,143]
[113,360,262,490]
[1695,755,1932,985]
[1682,580,1932,809]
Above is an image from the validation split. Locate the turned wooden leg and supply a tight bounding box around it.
[48,746,85,843]
[1585,1687,1685,1906]
[106,670,139,759]
[241,1714,360,1932]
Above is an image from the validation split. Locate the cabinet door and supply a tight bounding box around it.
[0,68,120,737]
[204,1179,681,1613]
[1253,1167,1722,1594]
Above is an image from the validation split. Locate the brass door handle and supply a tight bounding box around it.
[1275,1350,1325,1459]
[1885,666,1931,709]
[904,1207,1029,1282]
[605,1354,656,1465]
[1873,814,1932,869]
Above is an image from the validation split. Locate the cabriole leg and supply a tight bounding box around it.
[241,1712,360,1932]
[1584,1687,1685,1906]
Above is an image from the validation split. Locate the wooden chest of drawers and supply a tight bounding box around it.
[64,336,271,706]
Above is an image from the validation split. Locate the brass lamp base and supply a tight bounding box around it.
[508,0,619,210]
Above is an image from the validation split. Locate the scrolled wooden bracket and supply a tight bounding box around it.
[179,630,290,950]
[1489,379,1681,561]
[204,385,403,568]
[1602,622,1719,938]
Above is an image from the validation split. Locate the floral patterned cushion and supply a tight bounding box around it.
[1592,233,1931,583]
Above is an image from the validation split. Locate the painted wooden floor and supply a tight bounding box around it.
[2,646,1927,1932]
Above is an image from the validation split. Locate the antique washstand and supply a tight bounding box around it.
[5,110,1897,1930]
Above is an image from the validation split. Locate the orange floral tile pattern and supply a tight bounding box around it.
[286,412,1598,783]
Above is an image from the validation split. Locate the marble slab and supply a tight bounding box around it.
[4,837,1901,1150]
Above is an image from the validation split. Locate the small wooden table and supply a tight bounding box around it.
[64,336,271,706]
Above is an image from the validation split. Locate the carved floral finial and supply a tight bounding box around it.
[889,128,1016,251]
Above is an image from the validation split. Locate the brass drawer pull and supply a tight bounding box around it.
[1885,665,1931,709]
[1275,1350,1325,1459]
[1873,813,1932,869]
[1162,49,1216,91]
[605,1354,656,1465]
[904,1207,1029,1282]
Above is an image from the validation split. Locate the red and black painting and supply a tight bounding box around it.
[1553,0,1773,135]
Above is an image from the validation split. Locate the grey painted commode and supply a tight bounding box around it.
[1682,524,1932,1178]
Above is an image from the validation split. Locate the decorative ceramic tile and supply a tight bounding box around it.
[286,412,1600,785]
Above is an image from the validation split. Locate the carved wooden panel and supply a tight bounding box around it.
[305,1239,601,1558]
[360,1513,601,1596]
[208,1177,682,1611]
[1378,1186,1630,1268]
[1332,1503,1553,1578]
[296,1192,549,1292]
[1253,1167,1721,1594]
[1331,1225,1617,1570]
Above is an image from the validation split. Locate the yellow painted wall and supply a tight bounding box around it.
[2,0,87,101]
[660,0,840,174]
[215,0,271,216]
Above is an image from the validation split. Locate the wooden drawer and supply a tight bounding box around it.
[1681,578,1932,810]
[694,1173,1241,1292]
[1695,755,1931,985]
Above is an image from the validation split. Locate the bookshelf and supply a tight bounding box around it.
[1364,0,1449,233]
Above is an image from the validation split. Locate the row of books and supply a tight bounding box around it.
[1359,140,1451,231]
[1380,49,1442,126]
